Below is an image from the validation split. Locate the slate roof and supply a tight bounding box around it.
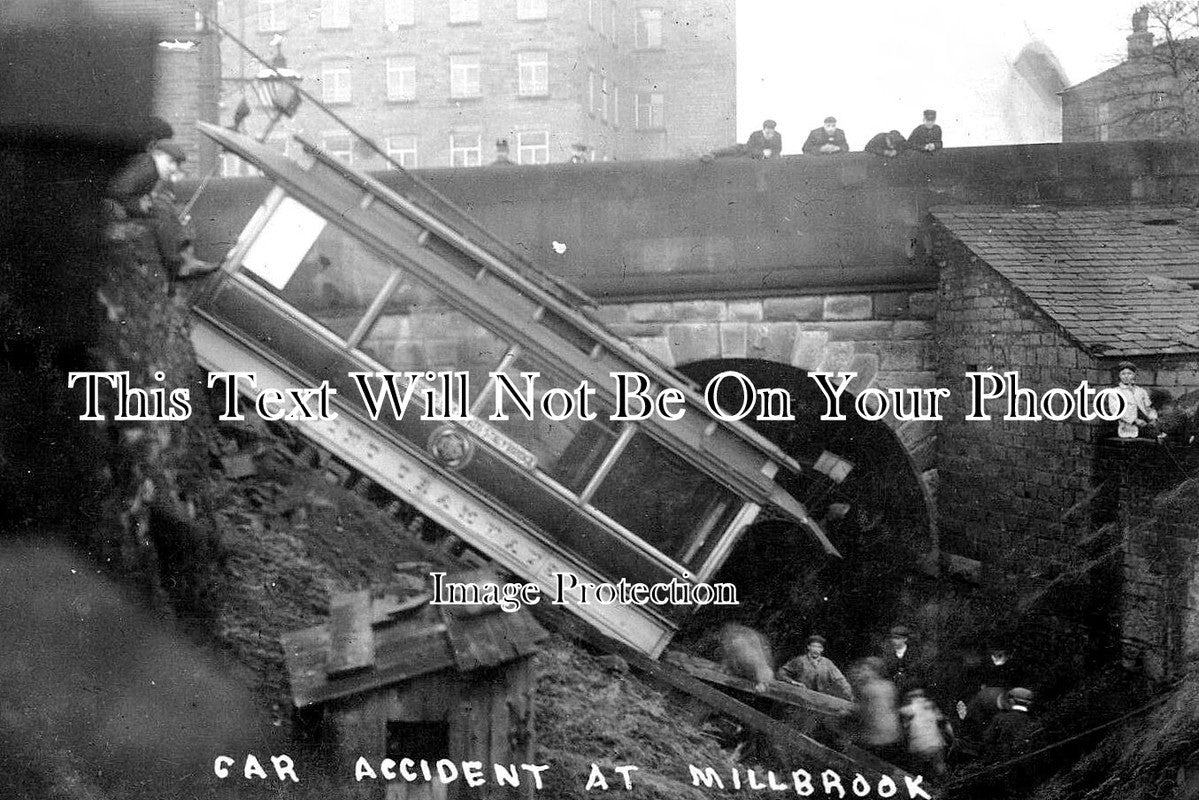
[932,206,1199,357]
[281,569,548,708]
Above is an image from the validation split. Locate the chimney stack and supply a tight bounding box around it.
[1128,6,1154,59]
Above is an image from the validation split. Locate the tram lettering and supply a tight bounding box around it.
[208,372,337,421]
[611,372,685,421]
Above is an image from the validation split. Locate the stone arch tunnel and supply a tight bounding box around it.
[673,358,935,659]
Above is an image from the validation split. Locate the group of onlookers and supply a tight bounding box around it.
[710,110,944,162]
[773,626,1039,778]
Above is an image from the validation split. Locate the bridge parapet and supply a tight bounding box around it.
[191,140,1199,303]
[414,140,1199,301]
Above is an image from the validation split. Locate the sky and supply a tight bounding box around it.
[736,0,1140,148]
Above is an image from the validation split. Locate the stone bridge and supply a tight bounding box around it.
[188,140,1199,562]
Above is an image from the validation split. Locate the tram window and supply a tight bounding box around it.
[487,355,619,493]
[359,280,507,397]
[587,433,740,567]
[240,196,394,340]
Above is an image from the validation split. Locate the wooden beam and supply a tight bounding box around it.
[326,589,374,677]
[661,650,854,717]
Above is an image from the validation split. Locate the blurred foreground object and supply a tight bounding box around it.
[0,538,260,798]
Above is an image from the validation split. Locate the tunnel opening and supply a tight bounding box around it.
[675,358,935,665]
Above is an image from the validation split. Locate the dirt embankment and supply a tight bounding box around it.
[1,228,762,800]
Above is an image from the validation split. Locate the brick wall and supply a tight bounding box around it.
[92,0,221,172]
[1103,355,1199,677]
[932,226,1110,569]
[934,221,1199,673]
[617,0,736,159]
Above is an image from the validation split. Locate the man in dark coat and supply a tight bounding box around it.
[908,109,943,152]
[107,140,216,282]
[864,130,906,157]
[957,641,1021,742]
[878,625,919,692]
[976,642,1021,689]
[146,141,217,279]
[802,116,849,155]
[745,119,783,159]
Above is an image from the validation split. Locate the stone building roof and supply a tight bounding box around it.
[1062,40,1199,94]
[932,206,1199,357]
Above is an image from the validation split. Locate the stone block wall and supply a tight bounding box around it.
[932,226,1111,570]
[1104,357,1199,676]
[934,222,1199,674]
[597,289,935,379]
[1114,449,1199,677]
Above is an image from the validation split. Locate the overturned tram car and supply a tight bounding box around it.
[189,123,849,657]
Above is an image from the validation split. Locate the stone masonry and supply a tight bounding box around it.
[592,288,940,482]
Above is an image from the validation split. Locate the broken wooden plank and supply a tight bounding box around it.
[326,589,374,677]
[662,650,854,717]
[372,592,431,622]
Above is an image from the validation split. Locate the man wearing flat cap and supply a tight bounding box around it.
[746,119,783,159]
[802,116,849,155]
[907,109,943,153]
[147,141,217,280]
[778,634,854,701]
[878,624,921,692]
